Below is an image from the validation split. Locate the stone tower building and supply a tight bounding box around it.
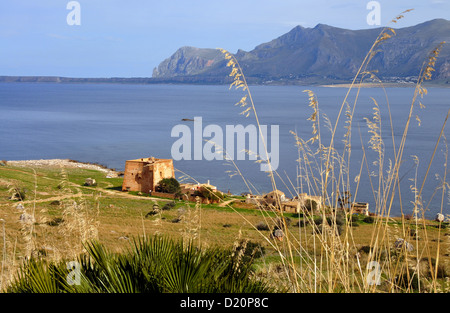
[121,157,175,193]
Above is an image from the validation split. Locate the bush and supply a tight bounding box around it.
[7,236,275,293]
[363,216,375,224]
[47,217,64,227]
[409,228,419,239]
[161,201,176,211]
[9,186,27,201]
[313,216,324,226]
[296,220,308,227]
[312,224,323,235]
[255,222,270,231]
[233,240,265,262]
[145,209,159,218]
[359,246,372,254]
[302,199,318,211]
[395,271,420,291]
[156,178,181,194]
[421,257,448,278]
[194,187,224,201]
[350,214,359,223]
[326,214,345,226]
[275,217,292,229]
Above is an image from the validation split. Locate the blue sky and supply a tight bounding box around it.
[1,0,449,77]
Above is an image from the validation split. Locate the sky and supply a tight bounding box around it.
[1,0,449,77]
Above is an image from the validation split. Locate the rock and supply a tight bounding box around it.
[10,192,23,201]
[19,213,35,224]
[84,178,96,186]
[394,238,414,252]
[272,229,284,241]
[118,236,129,240]
[16,203,25,210]
[435,213,445,223]
[41,245,55,252]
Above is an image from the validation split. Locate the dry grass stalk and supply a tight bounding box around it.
[212,10,450,292]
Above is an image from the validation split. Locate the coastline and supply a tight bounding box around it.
[1,76,449,88]
[5,159,119,176]
[319,82,450,88]
[319,82,416,88]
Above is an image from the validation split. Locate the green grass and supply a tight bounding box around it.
[1,162,449,293]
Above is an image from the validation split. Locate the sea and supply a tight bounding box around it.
[0,82,449,219]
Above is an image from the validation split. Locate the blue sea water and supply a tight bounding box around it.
[0,82,448,218]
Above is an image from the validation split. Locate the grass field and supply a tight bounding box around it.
[1,162,449,292]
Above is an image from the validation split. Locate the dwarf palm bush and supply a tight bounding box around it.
[7,235,274,293]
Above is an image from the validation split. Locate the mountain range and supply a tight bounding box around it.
[152,19,450,85]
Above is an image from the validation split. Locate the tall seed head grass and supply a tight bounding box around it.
[213,10,450,293]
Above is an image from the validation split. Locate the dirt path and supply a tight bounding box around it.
[218,199,236,207]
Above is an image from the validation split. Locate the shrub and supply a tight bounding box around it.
[409,228,419,239]
[313,216,324,226]
[275,217,292,229]
[7,236,274,293]
[421,257,448,278]
[161,201,176,211]
[312,225,323,235]
[350,214,359,223]
[327,214,345,226]
[8,186,27,201]
[233,240,265,262]
[395,271,420,291]
[302,199,318,211]
[335,225,343,236]
[363,216,375,224]
[359,246,372,254]
[255,222,270,231]
[296,220,308,227]
[145,209,159,218]
[156,178,181,194]
[47,217,64,227]
[194,187,224,201]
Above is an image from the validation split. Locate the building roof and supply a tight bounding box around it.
[201,183,217,190]
[126,157,172,163]
[282,201,300,207]
[264,190,285,197]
